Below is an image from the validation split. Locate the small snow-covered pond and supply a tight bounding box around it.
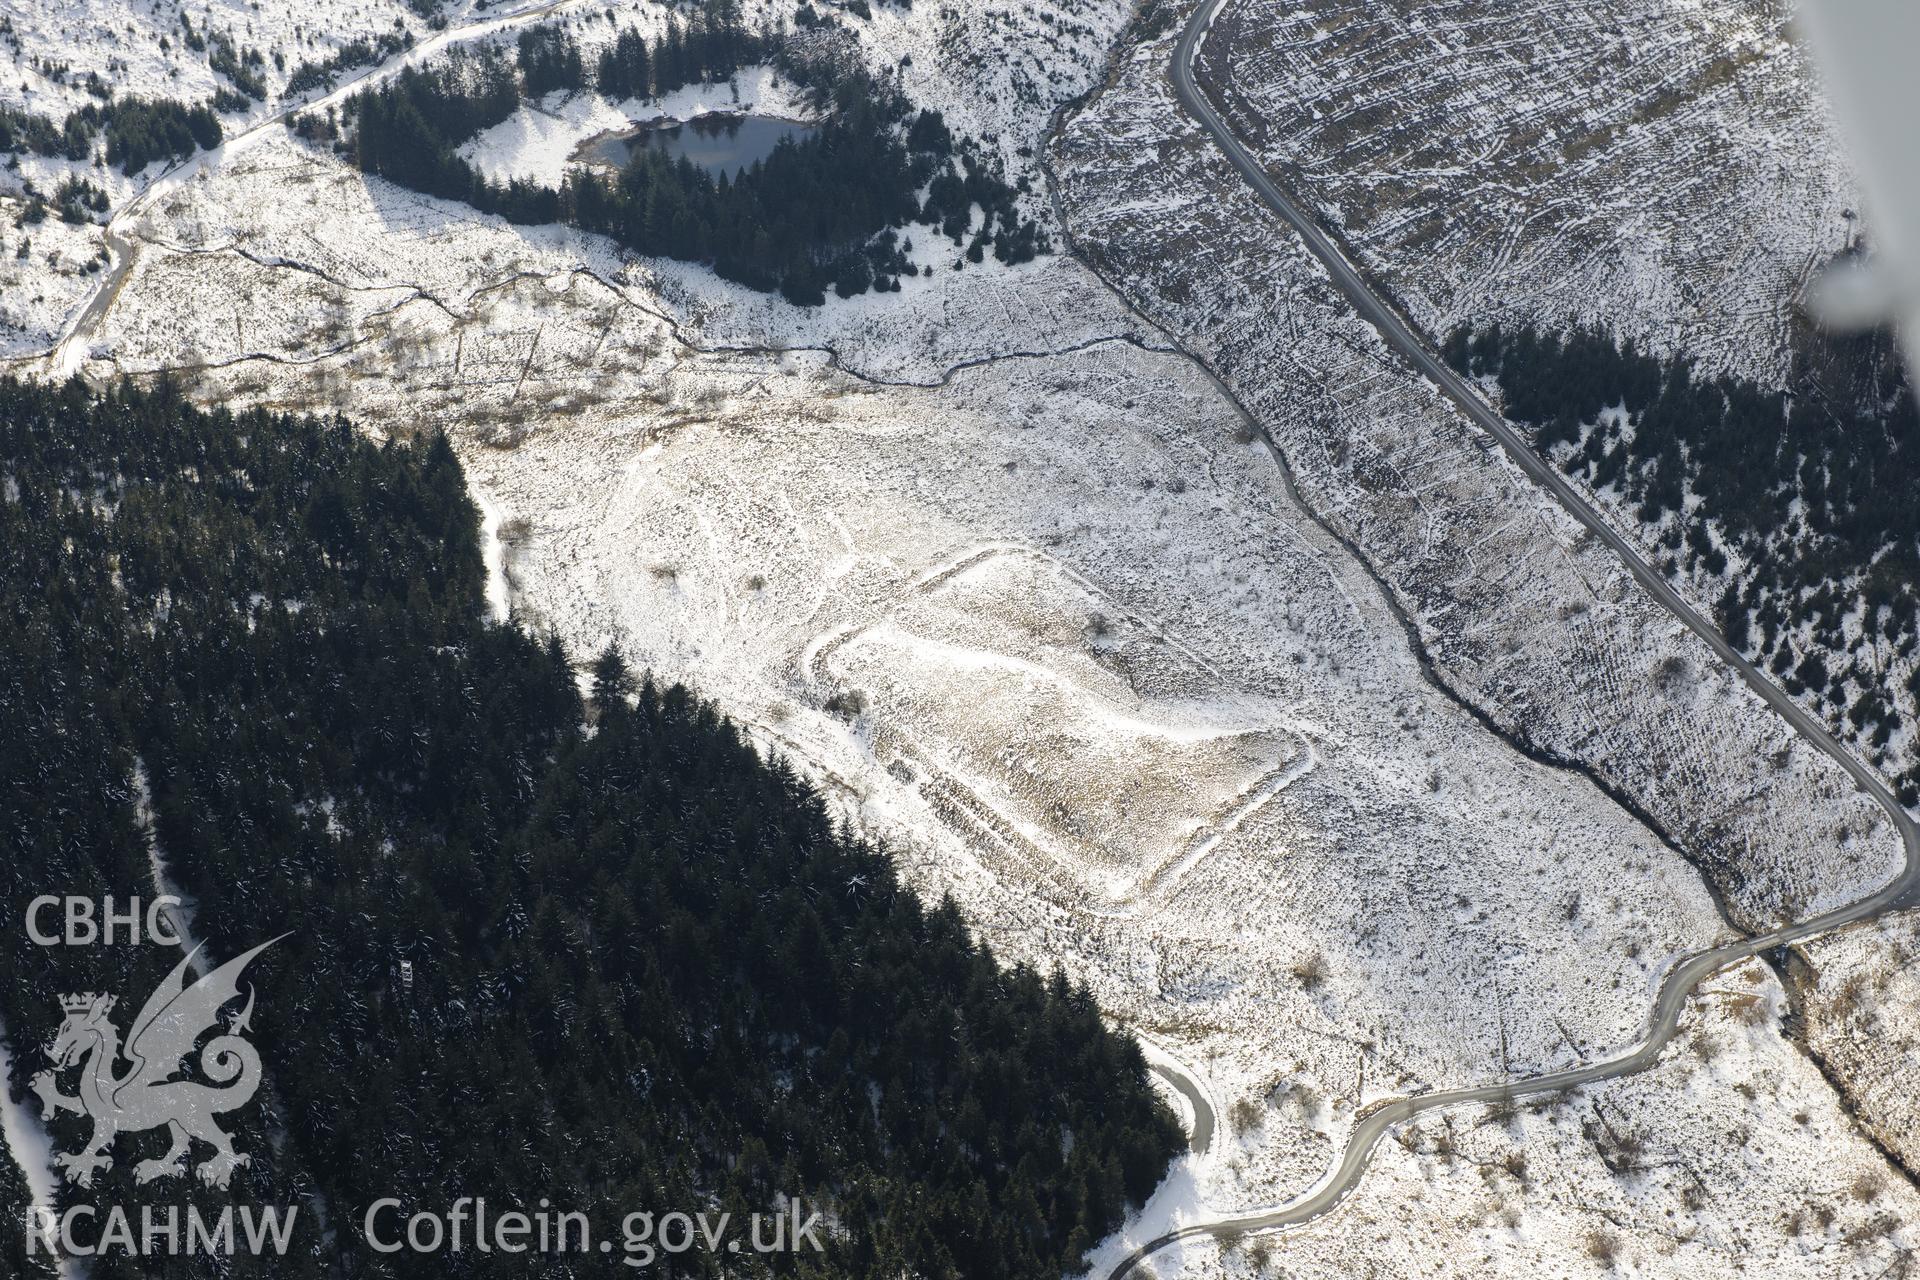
[575,114,817,180]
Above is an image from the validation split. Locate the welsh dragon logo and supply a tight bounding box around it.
[31,937,282,1190]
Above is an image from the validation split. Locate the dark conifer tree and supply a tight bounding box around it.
[0,379,1183,1277]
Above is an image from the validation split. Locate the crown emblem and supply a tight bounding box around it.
[36,938,281,1191]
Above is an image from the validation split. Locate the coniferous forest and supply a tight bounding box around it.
[0,1144,33,1278]
[1446,322,1920,799]
[0,378,1182,1276]
[0,95,222,174]
[335,10,1043,305]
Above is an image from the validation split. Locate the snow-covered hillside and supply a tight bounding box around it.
[2,0,1916,1275]
[1195,0,1856,384]
[1054,2,1918,1269]
[0,0,439,120]
[1057,30,1900,933]
[1158,4,1920,1211]
[67,118,1739,1213]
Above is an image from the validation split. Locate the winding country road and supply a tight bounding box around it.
[33,0,1920,1269]
[1104,1,1920,1276]
[1145,1053,1217,1159]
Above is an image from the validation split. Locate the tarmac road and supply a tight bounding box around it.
[1102,3,1920,1275]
